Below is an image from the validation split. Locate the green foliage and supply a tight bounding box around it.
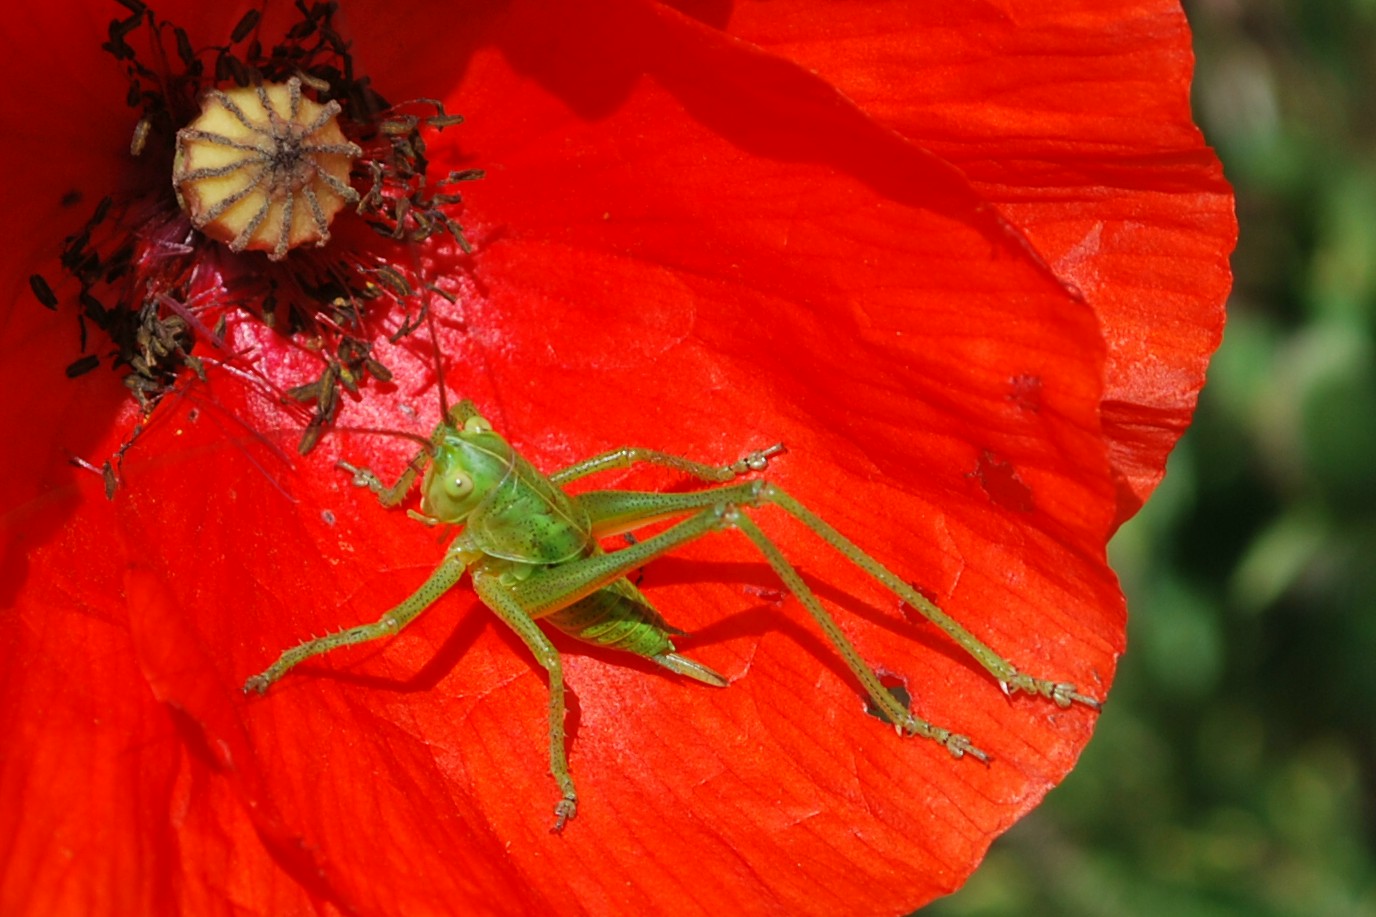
[929,1,1376,913]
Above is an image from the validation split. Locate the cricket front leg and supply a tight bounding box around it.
[549,443,786,487]
[339,421,451,508]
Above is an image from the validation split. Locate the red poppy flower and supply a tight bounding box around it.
[0,1,1233,915]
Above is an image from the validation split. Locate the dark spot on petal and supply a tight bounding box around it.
[972,450,1035,513]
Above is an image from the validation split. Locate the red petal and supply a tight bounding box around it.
[128,1,1119,912]
[712,0,1236,521]
[1,0,1231,914]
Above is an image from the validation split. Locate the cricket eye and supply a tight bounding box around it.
[444,473,474,501]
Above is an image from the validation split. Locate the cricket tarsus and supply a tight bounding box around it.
[553,797,577,834]
[244,399,1099,828]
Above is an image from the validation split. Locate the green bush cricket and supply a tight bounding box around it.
[245,348,1102,830]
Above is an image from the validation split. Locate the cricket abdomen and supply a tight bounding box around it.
[542,579,728,687]
[544,579,678,656]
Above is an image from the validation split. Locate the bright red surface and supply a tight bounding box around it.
[0,1,1233,914]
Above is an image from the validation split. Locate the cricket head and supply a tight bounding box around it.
[419,400,514,523]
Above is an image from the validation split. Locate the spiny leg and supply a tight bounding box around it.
[244,552,469,693]
[470,570,579,831]
[505,488,987,760]
[523,480,1099,711]
[549,444,786,487]
[762,485,1101,710]
[728,510,987,760]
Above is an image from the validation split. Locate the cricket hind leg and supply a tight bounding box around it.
[760,485,1102,711]
[724,508,989,760]
[509,484,990,760]
[516,480,1100,758]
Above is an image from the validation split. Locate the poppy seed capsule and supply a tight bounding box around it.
[173,77,361,260]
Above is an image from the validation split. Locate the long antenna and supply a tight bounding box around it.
[423,283,450,422]
[401,238,451,423]
[331,425,435,450]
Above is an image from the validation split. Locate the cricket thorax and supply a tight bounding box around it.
[466,463,593,564]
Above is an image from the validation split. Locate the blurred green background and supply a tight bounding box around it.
[928,1,1376,914]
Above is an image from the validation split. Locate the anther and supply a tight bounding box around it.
[172,77,362,260]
